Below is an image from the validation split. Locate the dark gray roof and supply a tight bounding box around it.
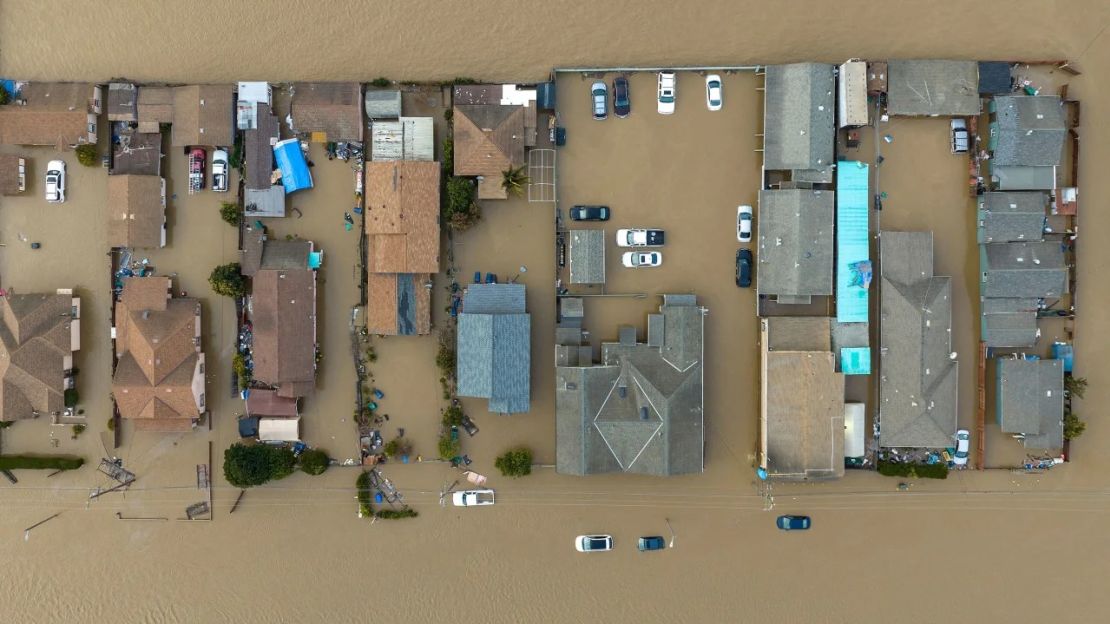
[568,229,605,284]
[365,90,402,120]
[556,296,704,476]
[996,358,1063,449]
[982,311,1038,348]
[991,164,1057,190]
[981,242,1066,298]
[245,112,280,190]
[991,95,1066,166]
[886,60,980,116]
[457,283,530,414]
[763,63,835,171]
[879,231,958,448]
[978,62,1012,95]
[260,240,312,271]
[977,192,1047,243]
[757,189,835,298]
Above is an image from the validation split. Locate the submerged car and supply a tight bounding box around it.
[657,71,676,115]
[622,251,662,268]
[705,74,723,111]
[953,429,970,466]
[44,160,66,203]
[737,205,753,242]
[613,76,631,118]
[951,118,969,153]
[776,515,811,531]
[638,536,666,551]
[616,228,665,247]
[570,205,610,221]
[189,147,206,190]
[575,534,614,552]
[452,489,496,507]
[591,81,608,121]
[736,248,753,287]
[211,148,229,192]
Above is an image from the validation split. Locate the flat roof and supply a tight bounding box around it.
[886,60,980,116]
[757,189,835,298]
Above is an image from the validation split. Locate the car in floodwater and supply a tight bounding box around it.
[591,81,608,120]
[622,251,662,268]
[44,160,66,203]
[613,76,631,118]
[575,534,614,552]
[736,248,753,287]
[211,148,229,192]
[705,74,723,111]
[953,429,970,466]
[616,228,665,247]
[737,204,753,242]
[657,71,676,115]
[776,515,811,531]
[638,536,666,551]
[951,118,969,153]
[570,205,610,221]
[452,489,495,507]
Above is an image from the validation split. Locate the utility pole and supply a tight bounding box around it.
[664,518,676,548]
[23,512,62,541]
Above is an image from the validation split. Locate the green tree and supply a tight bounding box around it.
[75,143,97,167]
[495,447,533,477]
[438,433,460,461]
[224,443,278,487]
[0,86,10,105]
[1064,376,1087,400]
[1064,409,1086,440]
[220,202,241,226]
[444,176,475,216]
[435,336,456,380]
[500,165,529,197]
[442,404,463,427]
[209,263,246,297]
[441,137,454,174]
[298,449,330,475]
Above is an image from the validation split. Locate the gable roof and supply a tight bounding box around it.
[763,63,836,171]
[991,95,1066,167]
[245,388,298,418]
[136,86,174,132]
[977,192,1047,243]
[250,269,317,395]
[171,85,235,147]
[980,242,1066,299]
[0,293,77,421]
[245,111,280,190]
[364,161,440,274]
[457,284,530,414]
[107,175,165,248]
[879,231,958,448]
[0,154,26,195]
[757,189,835,298]
[886,60,980,116]
[996,357,1063,449]
[0,82,97,147]
[291,82,363,142]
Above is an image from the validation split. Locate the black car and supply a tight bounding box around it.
[570,205,611,221]
[736,249,753,288]
[613,76,631,118]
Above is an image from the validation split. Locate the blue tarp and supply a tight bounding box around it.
[1052,342,1073,373]
[273,138,313,194]
[837,161,870,323]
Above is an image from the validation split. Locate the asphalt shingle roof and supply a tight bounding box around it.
[886,60,980,116]
[977,192,1047,243]
[757,189,835,298]
[992,95,1066,167]
[980,242,1066,299]
[997,358,1063,449]
[763,63,835,171]
[457,284,530,414]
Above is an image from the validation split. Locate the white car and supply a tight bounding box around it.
[45,160,66,203]
[737,205,753,242]
[622,251,662,268]
[953,430,970,466]
[575,534,614,552]
[616,229,665,247]
[657,71,676,115]
[211,148,229,192]
[452,489,495,507]
[951,119,969,154]
[705,74,723,111]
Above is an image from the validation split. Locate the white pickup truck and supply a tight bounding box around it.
[452,489,495,507]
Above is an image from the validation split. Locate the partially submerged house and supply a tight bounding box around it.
[290,82,363,142]
[364,161,440,335]
[886,60,980,116]
[452,84,537,199]
[112,276,205,432]
[568,229,606,285]
[996,357,1063,450]
[980,242,1066,300]
[879,231,958,448]
[457,283,530,414]
[171,85,235,147]
[107,174,167,249]
[244,111,284,217]
[236,81,272,130]
[365,90,402,121]
[988,95,1066,191]
[756,188,835,304]
[106,83,138,122]
[0,154,27,196]
[244,388,300,443]
[762,63,836,180]
[760,317,845,480]
[136,86,174,133]
[0,82,101,147]
[555,294,705,476]
[976,192,1048,243]
[0,290,81,422]
[371,117,434,161]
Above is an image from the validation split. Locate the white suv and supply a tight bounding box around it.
[45,160,66,203]
[657,71,676,115]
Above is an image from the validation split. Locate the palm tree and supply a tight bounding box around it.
[501,165,529,197]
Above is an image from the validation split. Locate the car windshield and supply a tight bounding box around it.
[660,95,674,103]
[625,232,636,244]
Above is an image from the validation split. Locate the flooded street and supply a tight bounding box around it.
[2,1,1110,622]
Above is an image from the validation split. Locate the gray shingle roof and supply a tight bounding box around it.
[996,358,1063,449]
[977,192,1047,243]
[980,242,1066,299]
[763,63,835,171]
[991,164,1058,191]
[886,60,980,116]
[568,229,605,285]
[556,296,704,476]
[982,311,1038,348]
[461,283,525,314]
[879,231,958,448]
[992,95,1066,167]
[757,189,835,298]
[365,90,401,120]
[457,284,530,414]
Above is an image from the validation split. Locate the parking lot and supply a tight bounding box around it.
[555,70,764,470]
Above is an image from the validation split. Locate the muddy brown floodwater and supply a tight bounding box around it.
[2,1,1110,623]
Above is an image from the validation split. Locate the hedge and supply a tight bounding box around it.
[0,455,84,471]
[877,460,948,479]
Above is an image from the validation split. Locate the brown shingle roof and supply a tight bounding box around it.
[107,175,165,248]
[0,293,76,421]
[137,86,174,132]
[120,276,170,312]
[250,269,316,395]
[0,83,98,147]
[0,155,26,195]
[364,161,440,274]
[245,112,280,190]
[16,83,98,112]
[291,82,363,142]
[245,388,298,417]
[107,83,138,121]
[366,272,431,335]
[171,85,235,147]
[452,103,525,200]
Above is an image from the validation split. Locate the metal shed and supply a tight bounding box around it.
[371,117,434,161]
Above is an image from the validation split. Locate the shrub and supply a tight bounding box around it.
[495,447,533,478]
[448,204,481,231]
[442,404,463,427]
[223,443,296,488]
[106,418,116,432]
[220,202,241,226]
[209,263,246,297]
[1064,376,1087,400]
[452,77,479,85]
[229,133,244,169]
[370,77,391,87]
[71,424,86,439]
[443,176,480,230]
[435,334,456,380]
[0,455,84,471]
[0,86,9,105]
[232,353,251,390]
[75,144,97,167]
[298,449,330,475]
[375,508,419,519]
[1064,410,1086,440]
[438,433,460,461]
[356,471,374,517]
[441,137,454,174]
[64,388,79,408]
[877,460,948,479]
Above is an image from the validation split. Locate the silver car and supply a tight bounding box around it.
[591,81,608,120]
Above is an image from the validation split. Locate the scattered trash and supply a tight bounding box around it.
[883,134,893,143]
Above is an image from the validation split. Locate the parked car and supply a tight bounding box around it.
[211,148,229,192]
[622,251,662,268]
[705,74,723,111]
[591,81,608,121]
[452,489,495,507]
[44,160,66,203]
[613,76,631,118]
[570,205,610,221]
[638,536,666,551]
[953,429,970,466]
[575,534,614,552]
[776,515,811,531]
[616,228,665,247]
[735,248,753,287]
[189,147,206,191]
[657,71,676,115]
[736,205,753,242]
[951,118,969,153]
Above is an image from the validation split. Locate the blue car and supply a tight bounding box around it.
[776,515,810,531]
[638,536,666,551]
